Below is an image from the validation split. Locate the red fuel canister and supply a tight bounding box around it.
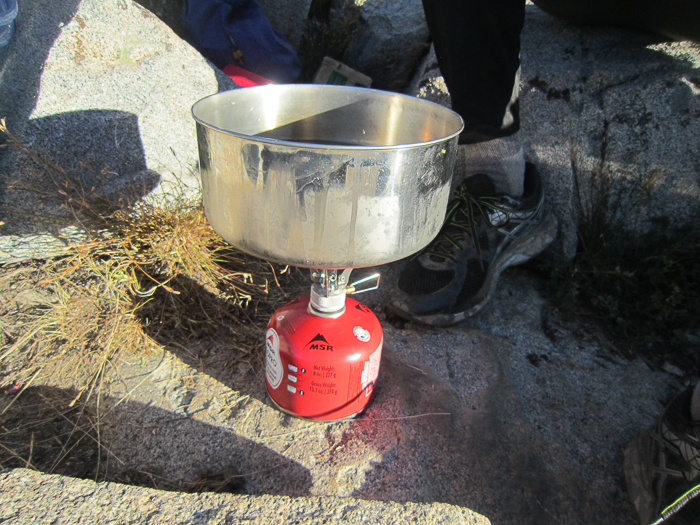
[265,294,383,421]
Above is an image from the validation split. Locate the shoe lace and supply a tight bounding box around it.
[423,184,510,264]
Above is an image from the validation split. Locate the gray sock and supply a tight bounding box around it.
[691,380,700,421]
[459,132,525,197]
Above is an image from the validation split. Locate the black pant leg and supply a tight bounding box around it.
[421,0,526,144]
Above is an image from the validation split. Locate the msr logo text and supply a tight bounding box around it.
[308,343,333,351]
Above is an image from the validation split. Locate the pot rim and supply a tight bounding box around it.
[191,84,464,151]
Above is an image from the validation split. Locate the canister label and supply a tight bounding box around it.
[265,328,283,389]
[361,342,382,397]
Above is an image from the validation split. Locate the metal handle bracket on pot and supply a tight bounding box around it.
[346,273,380,295]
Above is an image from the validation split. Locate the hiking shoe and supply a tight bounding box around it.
[624,388,700,525]
[387,163,557,326]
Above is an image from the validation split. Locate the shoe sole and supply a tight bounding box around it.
[388,209,558,326]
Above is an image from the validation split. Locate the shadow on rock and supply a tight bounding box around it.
[1,110,161,237]
[0,0,164,240]
[0,385,312,497]
[344,345,634,525]
[0,0,82,127]
[1,0,81,228]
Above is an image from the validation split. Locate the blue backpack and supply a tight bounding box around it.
[181,0,302,83]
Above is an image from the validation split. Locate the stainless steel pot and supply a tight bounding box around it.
[192,84,463,269]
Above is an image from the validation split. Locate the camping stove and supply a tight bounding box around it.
[192,84,463,421]
[265,269,382,421]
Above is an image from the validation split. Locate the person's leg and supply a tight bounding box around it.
[389,0,558,326]
[422,0,526,196]
[531,0,700,43]
[421,0,525,144]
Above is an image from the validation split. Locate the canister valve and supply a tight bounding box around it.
[309,269,380,315]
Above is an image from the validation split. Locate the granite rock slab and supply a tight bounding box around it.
[0,268,684,525]
[0,468,489,525]
[341,0,430,91]
[0,0,235,262]
[407,5,700,262]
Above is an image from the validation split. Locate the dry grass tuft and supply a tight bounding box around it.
[544,125,700,374]
[0,119,303,480]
